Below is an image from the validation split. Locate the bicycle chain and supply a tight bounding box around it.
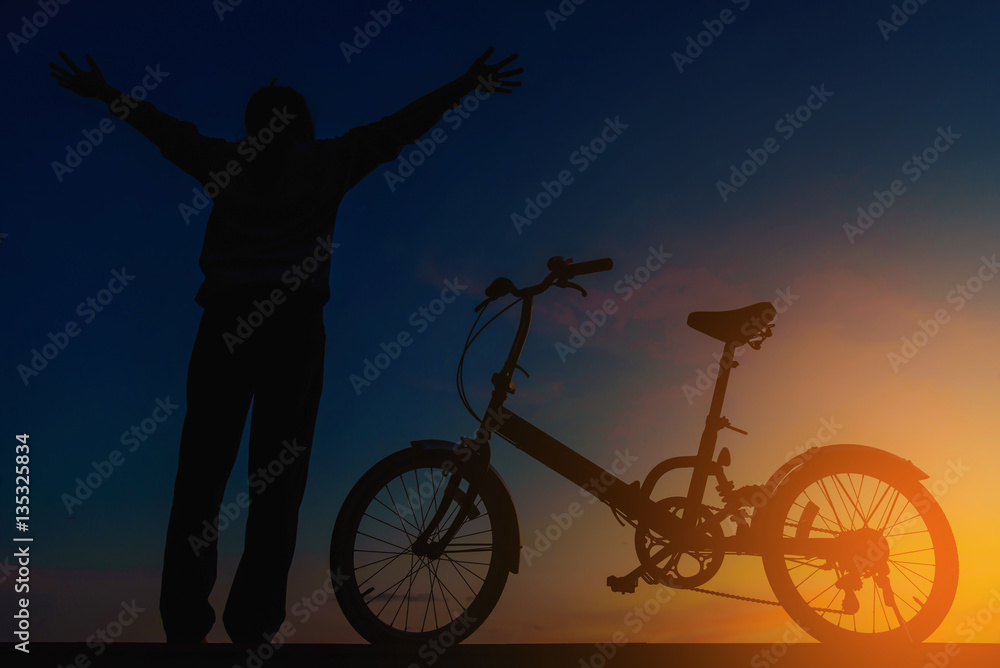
[643,503,843,613]
[684,583,843,614]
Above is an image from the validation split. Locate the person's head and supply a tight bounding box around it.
[243,79,315,147]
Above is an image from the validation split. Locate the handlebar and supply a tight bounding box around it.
[476,256,614,311]
[560,257,614,278]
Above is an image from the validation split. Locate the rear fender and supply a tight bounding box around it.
[410,439,522,574]
[752,443,928,521]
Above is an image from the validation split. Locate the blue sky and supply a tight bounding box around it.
[3,0,1000,645]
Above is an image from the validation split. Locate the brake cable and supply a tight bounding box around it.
[455,295,524,423]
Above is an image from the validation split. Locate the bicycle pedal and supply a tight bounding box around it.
[606,575,637,594]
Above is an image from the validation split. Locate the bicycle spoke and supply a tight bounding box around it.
[790,562,825,590]
[356,529,408,552]
[767,462,956,641]
[801,487,841,533]
[830,474,860,529]
[412,469,425,532]
[805,580,839,607]
[819,585,842,618]
[450,527,493,541]
[429,558,468,613]
[373,556,426,618]
[389,552,415,628]
[441,552,480,596]
[355,552,410,571]
[889,560,933,595]
[358,549,415,591]
[363,509,419,540]
[384,481,416,538]
[815,477,847,532]
[891,546,936,557]
[335,453,511,642]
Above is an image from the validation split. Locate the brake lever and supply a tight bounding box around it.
[474,297,492,312]
[557,279,587,297]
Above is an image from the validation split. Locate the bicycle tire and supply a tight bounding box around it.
[760,454,958,644]
[331,447,515,645]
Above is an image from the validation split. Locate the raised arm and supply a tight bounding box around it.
[383,46,522,141]
[340,47,523,187]
[49,51,229,181]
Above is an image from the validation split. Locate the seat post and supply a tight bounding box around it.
[704,339,739,436]
[687,340,740,505]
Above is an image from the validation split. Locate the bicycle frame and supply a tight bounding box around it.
[414,289,839,573]
[488,295,745,546]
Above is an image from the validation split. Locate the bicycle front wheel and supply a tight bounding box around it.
[331,447,514,645]
[761,455,958,644]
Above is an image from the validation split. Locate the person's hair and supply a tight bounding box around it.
[239,80,314,197]
[243,78,314,145]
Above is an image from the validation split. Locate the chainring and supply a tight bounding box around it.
[634,496,725,589]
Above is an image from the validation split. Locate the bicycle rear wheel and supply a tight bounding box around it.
[331,447,514,645]
[761,455,958,644]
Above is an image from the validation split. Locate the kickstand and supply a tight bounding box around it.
[876,574,912,642]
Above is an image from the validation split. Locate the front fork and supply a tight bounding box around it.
[411,373,510,559]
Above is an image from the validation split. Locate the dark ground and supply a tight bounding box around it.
[6,643,998,668]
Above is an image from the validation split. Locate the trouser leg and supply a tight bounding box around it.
[160,309,253,642]
[223,305,325,642]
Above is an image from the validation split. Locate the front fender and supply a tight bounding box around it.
[410,439,522,574]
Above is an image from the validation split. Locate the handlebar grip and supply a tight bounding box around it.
[565,258,613,277]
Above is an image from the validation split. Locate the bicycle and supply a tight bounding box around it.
[330,256,958,647]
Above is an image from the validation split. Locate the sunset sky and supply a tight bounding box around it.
[3,0,1000,648]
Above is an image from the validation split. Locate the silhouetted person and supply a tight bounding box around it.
[50,47,522,644]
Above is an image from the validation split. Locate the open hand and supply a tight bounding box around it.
[49,51,113,99]
[466,46,522,94]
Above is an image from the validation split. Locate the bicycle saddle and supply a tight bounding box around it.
[687,302,776,345]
